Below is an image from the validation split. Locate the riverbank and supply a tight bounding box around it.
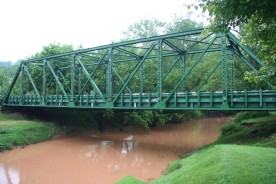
[116,111,276,184]
[0,113,61,151]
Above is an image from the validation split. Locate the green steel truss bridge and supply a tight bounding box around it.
[2,29,276,110]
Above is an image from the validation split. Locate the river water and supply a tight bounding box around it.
[0,117,227,184]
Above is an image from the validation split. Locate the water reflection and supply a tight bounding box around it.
[121,135,135,155]
[121,140,135,155]
[0,164,20,184]
[100,140,114,147]
[84,145,99,158]
[83,135,135,159]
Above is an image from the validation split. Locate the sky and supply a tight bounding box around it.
[0,0,204,63]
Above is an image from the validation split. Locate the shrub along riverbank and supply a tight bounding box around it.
[116,111,276,184]
[4,108,204,132]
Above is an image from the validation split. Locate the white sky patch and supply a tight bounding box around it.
[0,0,204,63]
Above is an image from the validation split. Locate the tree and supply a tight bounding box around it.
[0,68,10,97]
[198,0,275,32]
[30,43,73,59]
[27,43,74,95]
[197,0,276,88]
[165,14,203,34]
[122,19,166,40]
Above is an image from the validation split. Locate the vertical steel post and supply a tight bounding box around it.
[140,61,144,94]
[42,59,47,104]
[71,55,76,102]
[180,53,186,92]
[55,77,58,96]
[78,67,82,95]
[157,40,163,100]
[106,48,113,101]
[230,51,236,91]
[20,65,24,105]
[220,35,229,109]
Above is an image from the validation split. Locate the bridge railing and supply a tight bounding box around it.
[4,90,276,110]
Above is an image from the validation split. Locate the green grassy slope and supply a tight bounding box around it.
[116,145,276,184]
[151,145,276,184]
[0,113,57,151]
[116,176,146,184]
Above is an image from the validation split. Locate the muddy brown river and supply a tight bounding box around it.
[0,117,227,184]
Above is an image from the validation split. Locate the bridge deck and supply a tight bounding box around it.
[4,90,276,110]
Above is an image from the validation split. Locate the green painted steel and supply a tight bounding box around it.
[4,91,276,110]
[2,29,276,110]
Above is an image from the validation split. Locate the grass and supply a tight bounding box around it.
[116,145,276,184]
[0,113,58,151]
[117,111,276,184]
[150,145,276,184]
[115,176,146,184]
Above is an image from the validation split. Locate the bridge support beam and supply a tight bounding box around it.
[140,61,144,94]
[106,48,113,102]
[42,59,47,105]
[71,55,76,102]
[20,66,24,105]
[78,67,82,94]
[157,40,163,101]
[181,54,186,91]
[221,34,229,109]
[230,50,236,91]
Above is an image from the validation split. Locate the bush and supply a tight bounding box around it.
[124,111,154,132]
[167,111,204,123]
[184,110,204,120]
[220,111,270,137]
[220,120,243,136]
[165,161,182,174]
[234,111,270,122]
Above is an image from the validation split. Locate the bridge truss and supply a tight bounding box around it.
[3,29,276,110]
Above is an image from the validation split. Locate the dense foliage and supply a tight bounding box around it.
[0,62,19,97]
[197,0,276,88]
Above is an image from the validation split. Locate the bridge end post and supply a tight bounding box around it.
[154,101,166,109]
[105,102,114,109]
[221,97,230,110]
